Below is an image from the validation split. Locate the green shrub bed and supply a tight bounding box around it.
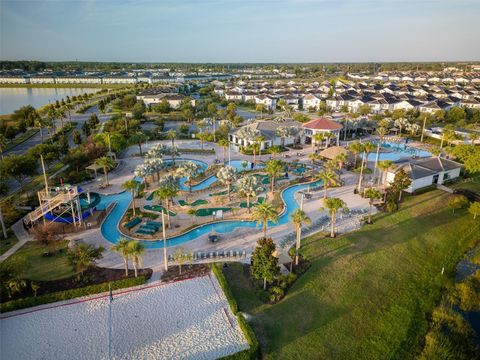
[212,263,259,360]
[1,276,146,313]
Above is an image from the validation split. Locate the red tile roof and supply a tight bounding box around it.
[303,117,343,130]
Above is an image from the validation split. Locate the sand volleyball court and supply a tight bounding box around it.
[0,274,248,359]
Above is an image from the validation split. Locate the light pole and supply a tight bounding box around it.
[162,210,168,271]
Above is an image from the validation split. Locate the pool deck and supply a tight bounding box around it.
[68,139,374,278]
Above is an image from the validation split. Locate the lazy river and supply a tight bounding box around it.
[99,159,320,248]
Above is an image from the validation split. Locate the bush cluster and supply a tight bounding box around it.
[1,276,146,313]
[212,263,259,360]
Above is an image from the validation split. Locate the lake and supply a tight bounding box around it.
[0,87,101,115]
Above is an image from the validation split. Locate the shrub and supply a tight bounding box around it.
[268,286,284,303]
[278,272,297,290]
[213,263,260,360]
[1,276,146,313]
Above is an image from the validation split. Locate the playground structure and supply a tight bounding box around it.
[27,185,100,229]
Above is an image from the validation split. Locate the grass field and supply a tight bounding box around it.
[223,190,480,360]
[3,240,75,281]
[0,233,19,256]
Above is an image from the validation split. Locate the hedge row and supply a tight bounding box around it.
[212,263,260,360]
[1,276,146,313]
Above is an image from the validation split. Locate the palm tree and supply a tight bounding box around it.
[95,156,115,186]
[255,135,264,158]
[130,132,148,156]
[373,127,388,174]
[156,174,179,228]
[67,243,105,277]
[348,141,363,168]
[308,152,320,166]
[237,175,261,212]
[269,145,281,159]
[197,131,209,150]
[0,134,6,160]
[218,139,229,162]
[167,129,177,148]
[468,132,479,146]
[112,238,132,276]
[127,241,145,277]
[177,161,200,193]
[377,160,393,187]
[321,197,349,238]
[357,142,375,192]
[216,165,237,200]
[317,170,340,201]
[265,159,284,193]
[251,202,279,239]
[122,180,138,216]
[313,133,325,151]
[291,209,311,266]
[364,188,382,224]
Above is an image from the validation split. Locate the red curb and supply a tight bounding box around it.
[1,274,210,320]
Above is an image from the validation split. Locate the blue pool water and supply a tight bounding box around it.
[100,179,321,249]
[228,160,264,172]
[365,141,431,162]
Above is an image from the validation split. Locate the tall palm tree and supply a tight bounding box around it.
[377,160,393,187]
[237,175,261,213]
[167,129,177,148]
[265,159,284,193]
[177,161,200,193]
[364,188,382,224]
[357,142,375,192]
[317,170,340,201]
[291,209,311,266]
[156,174,179,228]
[130,132,148,156]
[321,197,349,238]
[94,156,115,186]
[373,126,388,171]
[218,139,229,162]
[127,241,145,277]
[216,165,237,200]
[348,141,363,168]
[255,135,265,158]
[251,202,279,239]
[112,238,131,276]
[122,180,138,216]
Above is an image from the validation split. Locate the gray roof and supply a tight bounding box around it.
[396,157,462,180]
[232,120,300,140]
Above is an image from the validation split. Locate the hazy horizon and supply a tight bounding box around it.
[1,0,480,63]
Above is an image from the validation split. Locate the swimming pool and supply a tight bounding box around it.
[100,180,321,249]
[365,141,431,162]
[228,160,264,172]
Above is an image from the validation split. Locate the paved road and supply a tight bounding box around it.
[4,105,111,194]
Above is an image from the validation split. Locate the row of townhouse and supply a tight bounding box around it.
[348,72,480,84]
[216,77,480,113]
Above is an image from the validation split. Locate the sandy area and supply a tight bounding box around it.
[0,275,248,360]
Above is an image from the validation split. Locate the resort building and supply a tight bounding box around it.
[229,120,303,151]
[302,117,343,146]
[385,157,463,193]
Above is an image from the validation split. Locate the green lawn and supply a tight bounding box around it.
[3,240,76,281]
[223,190,480,360]
[450,174,480,194]
[0,233,19,255]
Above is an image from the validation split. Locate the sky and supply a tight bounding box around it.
[1,0,480,63]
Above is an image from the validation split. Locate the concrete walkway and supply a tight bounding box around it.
[0,219,33,262]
